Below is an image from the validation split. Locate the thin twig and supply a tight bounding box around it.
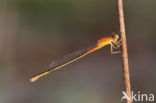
[117,0,132,103]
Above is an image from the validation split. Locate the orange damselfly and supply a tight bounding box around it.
[30,33,121,82]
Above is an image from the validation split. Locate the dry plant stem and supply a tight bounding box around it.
[117,0,132,103]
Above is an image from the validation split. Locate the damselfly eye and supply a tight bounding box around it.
[112,34,119,40]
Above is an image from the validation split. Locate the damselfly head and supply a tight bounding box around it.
[112,34,119,40]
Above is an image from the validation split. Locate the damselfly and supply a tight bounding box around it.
[30,33,121,82]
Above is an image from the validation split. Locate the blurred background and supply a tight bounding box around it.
[0,0,156,103]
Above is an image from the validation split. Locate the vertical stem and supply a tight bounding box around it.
[117,0,132,103]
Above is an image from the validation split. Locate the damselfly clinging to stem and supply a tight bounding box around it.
[30,33,121,82]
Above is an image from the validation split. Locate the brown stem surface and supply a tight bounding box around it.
[117,0,132,103]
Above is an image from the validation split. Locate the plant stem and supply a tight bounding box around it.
[117,0,132,103]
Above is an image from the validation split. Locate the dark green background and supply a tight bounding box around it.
[0,0,156,103]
